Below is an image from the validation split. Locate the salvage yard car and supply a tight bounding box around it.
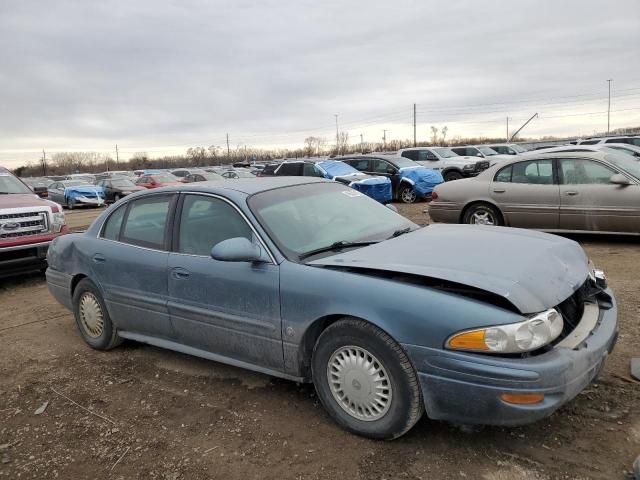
[339,155,443,203]
[46,178,618,439]
[1,167,68,277]
[397,147,490,181]
[429,150,640,233]
[47,179,106,209]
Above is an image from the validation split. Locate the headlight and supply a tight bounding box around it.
[446,309,563,354]
[463,163,476,170]
[51,211,66,233]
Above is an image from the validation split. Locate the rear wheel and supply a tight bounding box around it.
[72,278,122,350]
[463,203,502,226]
[312,319,423,440]
[444,171,463,182]
[398,185,417,204]
[113,193,121,203]
[67,198,75,210]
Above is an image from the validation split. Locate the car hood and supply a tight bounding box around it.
[309,224,589,314]
[0,193,58,209]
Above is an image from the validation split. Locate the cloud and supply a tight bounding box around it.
[0,0,639,166]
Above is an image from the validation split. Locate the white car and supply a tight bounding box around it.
[577,135,640,147]
[449,146,512,165]
[483,143,529,156]
[397,147,491,181]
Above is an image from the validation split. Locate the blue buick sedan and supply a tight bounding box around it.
[46,177,618,439]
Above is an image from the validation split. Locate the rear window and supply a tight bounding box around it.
[120,195,172,249]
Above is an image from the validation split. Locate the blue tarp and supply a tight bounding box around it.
[349,177,393,203]
[317,160,392,203]
[64,186,105,202]
[399,166,443,196]
[317,160,360,178]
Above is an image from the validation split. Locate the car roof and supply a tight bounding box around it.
[148,176,329,196]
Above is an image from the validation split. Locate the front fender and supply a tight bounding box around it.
[279,261,523,377]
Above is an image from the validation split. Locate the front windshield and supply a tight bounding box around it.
[111,179,137,187]
[511,144,527,153]
[152,174,178,183]
[233,170,255,178]
[478,146,499,156]
[605,153,640,179]
[62,180,88,187]
[203,172,225,181]
[249,183,417,260]
[433,148,458,158]
[0,173,33,194]
[390,156,419,168]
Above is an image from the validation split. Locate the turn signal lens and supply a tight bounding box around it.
[447,330,489,351]
[500,393,545,405]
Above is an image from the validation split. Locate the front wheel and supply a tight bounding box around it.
[312,319,424,440]
[398,185,417,204]
[444,171,463,182]
[67,198,75,210]
[463,203,502,226]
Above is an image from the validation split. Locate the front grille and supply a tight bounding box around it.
[475,161,490,172]
[0,211,49,239]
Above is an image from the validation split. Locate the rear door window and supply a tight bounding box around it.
[102,205,126,241]
[511,160,554,184]
[120,195,172,249]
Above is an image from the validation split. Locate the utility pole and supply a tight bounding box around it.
[383,130,387,150]
[607,79,613,134]
[226,133,230,160]
[41,149,46,176]
[115,144,119,165]
[506,117,509,142]
[509,113,538,142]
[360,133,364,153]
[334,114,339,155]
[413,103,417,147]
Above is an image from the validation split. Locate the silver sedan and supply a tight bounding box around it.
[429,150,640,234]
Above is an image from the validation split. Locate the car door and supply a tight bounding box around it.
[490,159,560,229]
[558,158,640,233]
[167,193,282,369]
[369,158,401,192]
[48,182,62,203]
[92,194,176,337]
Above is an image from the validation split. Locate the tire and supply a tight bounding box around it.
[462,203,503,226]
[113,193,121,203]
[67,198,75,210]
[398,185,417,204]
[312,318,424,440]
[444,171,463,182]
[72,278,122,350]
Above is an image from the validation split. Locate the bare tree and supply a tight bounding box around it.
[430,126,439,145]
[337,132,349,156]
[441,126,449,145]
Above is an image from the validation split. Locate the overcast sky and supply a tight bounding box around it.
[1,0,639,166]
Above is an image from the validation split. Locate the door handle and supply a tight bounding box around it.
[92,254,106,263]
[565,191,579,196]
[493,188,506,193]
[171,268,191,279]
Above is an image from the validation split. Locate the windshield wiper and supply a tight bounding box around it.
[299,240,379,261]
[388,227,412,239]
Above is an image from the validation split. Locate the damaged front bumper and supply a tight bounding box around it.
[402,288,618,426]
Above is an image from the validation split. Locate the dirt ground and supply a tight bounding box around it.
[1,203,639,479]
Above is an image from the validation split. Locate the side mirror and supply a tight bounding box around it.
[476,153,482,157]
[610,173,631,185]
[33,185,48,198]
[385,204,398,213]
[211,237,267,263]
[386,168,396,175]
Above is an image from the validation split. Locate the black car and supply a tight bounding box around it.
[337,155,443,203]
[96,178,145,203]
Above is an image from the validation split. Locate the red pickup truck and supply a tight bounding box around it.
[0,167,69,277]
